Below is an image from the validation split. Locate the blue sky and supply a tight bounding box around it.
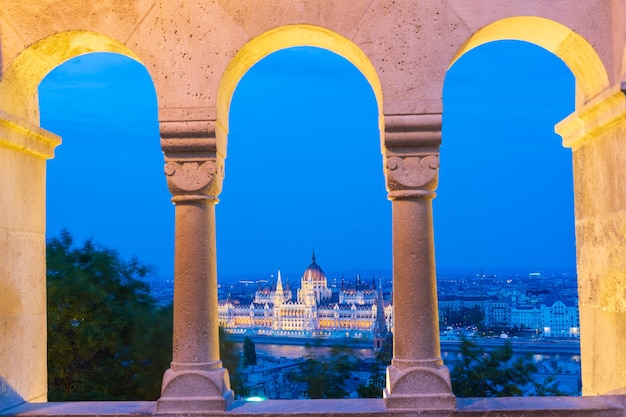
[438,41,575,275]
[39,41,575,281]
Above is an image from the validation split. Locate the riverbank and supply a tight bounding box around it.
[227,332,580,355]
[228,333,374,348]
[441,339,580,354]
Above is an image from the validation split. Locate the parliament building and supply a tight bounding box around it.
[218,253,392,346]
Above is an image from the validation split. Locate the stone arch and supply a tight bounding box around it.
[450,16,609,107]
[0,30,144,125]
[0,34,154,409]
[447,17,626,396]
[215,24,383,157]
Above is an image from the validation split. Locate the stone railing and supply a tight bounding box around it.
[2,395,625,417]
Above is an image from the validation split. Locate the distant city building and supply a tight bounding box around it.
[510,305,542,333]
[436,273,580,338]
[541,298,579,338]
[218,252,393,346]
[484,301,512,329]
[242,355,305,399]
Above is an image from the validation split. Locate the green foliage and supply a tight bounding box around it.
[358,334,564,398]
[295,345,358,399]
[451,338,531,397]
[532,375,565,396]
[243,336,257,367]
[375,333,393,366]
[357,361,385,398]
[450,338,563,397]
[358,334,392,398]
[47,230,172,400]
[218,328,248,397]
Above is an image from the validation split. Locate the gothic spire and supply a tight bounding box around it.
[276,270,284,292]
[274,270,284,305]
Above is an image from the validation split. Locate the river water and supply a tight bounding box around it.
[246,342,580,364]
[252,343,376,359]
[241,341,581,395]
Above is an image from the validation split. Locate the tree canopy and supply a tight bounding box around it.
[219,327,247,397]
[243,336,257,367]
[450,338,563,397]
[295,345,358,399]
[358,335,563,398]
[47,230,172,400]
[357,334,392,398]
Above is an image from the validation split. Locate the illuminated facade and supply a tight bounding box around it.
[218,253,393,339]
[541,300,580,338]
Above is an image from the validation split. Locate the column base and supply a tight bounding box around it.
[156,367,234,413]
[383,364,456,410]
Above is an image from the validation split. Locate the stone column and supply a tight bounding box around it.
[556,85,626,396]
[156,121,233,413]
[382,114,455,410]
[0,110,60,412]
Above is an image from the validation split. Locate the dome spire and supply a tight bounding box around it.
[312,248,316,263]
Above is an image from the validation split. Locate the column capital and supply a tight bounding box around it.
[160,120,224,203]
[384,114,441,199]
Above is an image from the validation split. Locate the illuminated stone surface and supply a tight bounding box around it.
[0,111,60,411]
[557,85,626,396]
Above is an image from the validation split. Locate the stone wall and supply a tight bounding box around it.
[0,111,59,411]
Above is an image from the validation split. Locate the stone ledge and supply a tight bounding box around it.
[1,396,624,417]
[0,110,61,159]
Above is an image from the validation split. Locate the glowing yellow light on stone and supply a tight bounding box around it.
[449,16,608,107]
[216,24,384,160]
[0,31,143,125]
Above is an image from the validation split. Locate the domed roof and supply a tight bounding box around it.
[302,250,326,283]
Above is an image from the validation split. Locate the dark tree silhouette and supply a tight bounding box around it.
[243,336,257,367]
[451,338,563,397]
[295,345,358,399]
[358,333,392,398]
[47,230,172,400]
[219,327,248,397]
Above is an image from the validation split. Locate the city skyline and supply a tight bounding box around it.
[39,40,575,279]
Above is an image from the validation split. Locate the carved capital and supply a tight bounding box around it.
[387,155,439,188]
[385,154,439,198]
[164,161,219,201]
[160,122,224,202]
[383,114,441,199]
